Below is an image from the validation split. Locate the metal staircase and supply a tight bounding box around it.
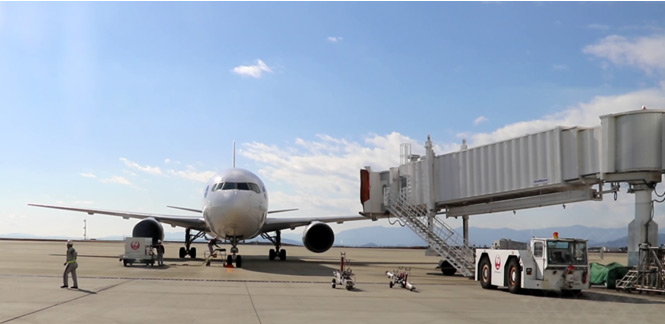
[384,188,475,277]
[615,269,638,291]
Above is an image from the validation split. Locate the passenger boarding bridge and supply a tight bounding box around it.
[360,109,664,275]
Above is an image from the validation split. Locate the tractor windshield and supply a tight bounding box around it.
[547,240,587,265]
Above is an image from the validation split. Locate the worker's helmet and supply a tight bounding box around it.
[66,240,73,246]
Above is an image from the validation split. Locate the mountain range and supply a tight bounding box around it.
[4,225,663,248]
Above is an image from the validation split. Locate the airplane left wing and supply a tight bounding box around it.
[261,214,369,233]
[28,204,208,231]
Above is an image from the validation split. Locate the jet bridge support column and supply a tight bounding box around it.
[628,184,659,267]
[425,135,437,256]
[462,215,469,247]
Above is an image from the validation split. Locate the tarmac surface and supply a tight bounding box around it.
[0,239,663,324]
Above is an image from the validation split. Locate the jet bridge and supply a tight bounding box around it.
[361,109,665,272]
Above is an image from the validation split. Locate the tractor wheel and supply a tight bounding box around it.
[507,258,521,294]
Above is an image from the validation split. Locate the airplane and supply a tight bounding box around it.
[29,167,368,268]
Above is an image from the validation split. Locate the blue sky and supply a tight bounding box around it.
[2,2,665,239]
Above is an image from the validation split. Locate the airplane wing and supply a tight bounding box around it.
[261,214,369,233]
[27,203,208,231]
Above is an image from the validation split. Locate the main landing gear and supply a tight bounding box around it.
[179,228,205,259]
[262,230,287,261]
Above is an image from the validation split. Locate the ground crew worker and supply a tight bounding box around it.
[61,240,78,289]
[155,240,165,266]
[208,239,219,257]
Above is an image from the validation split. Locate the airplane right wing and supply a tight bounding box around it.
[260,215,369,233]
[28,203,208,231]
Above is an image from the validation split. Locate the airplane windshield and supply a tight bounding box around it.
[217,182,261,193]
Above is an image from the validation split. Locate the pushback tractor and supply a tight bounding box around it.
[475,233,590,294]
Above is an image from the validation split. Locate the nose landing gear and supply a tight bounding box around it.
[225,238,243,268]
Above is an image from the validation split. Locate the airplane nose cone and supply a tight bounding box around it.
[214,193,247,218]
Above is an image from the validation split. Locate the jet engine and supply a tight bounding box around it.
[132,218,164,245]
[302,222,334,253]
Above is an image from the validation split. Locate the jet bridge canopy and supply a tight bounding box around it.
[361,109,665,267]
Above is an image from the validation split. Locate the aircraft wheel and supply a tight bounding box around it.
[269,249,276,261]
[179,247,186,259]
[236,255,242,268]
[226,254,233,266]
[189,247,197,259]
[279,249,286,261]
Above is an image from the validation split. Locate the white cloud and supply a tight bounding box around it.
[101,176,132,185]
[240,133,417,201]
[231,59,273,79]
[587,24,610,31]
[80,172,96,179]
[473,116,488,126]
[168,167,216,183]
[327,36,343,43]
[583,34,665,74]
[458,82,665,148]
[552,64,569,71]
[120,157,162,175]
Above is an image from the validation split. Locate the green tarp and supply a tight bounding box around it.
[590,262,630,289]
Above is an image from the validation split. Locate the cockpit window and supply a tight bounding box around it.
[248,183,261,194]
[222,182,236,190]
[215,182,261,193]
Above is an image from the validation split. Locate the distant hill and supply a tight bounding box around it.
[597,233,665,248]
[3,225,663,248]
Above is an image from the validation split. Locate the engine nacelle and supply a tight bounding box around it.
[132,218,164,245]
[302,222,334,253]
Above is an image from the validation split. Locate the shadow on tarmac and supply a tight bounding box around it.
[498,288,665,304]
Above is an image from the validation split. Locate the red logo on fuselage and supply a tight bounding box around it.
[494,255,501,270]
[130,241,141,250]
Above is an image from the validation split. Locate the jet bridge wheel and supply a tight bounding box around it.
[507,258,521,294]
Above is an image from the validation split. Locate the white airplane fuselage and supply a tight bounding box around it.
[202,168,268,241]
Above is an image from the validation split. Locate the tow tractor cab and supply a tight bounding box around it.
[476,232,590,294]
